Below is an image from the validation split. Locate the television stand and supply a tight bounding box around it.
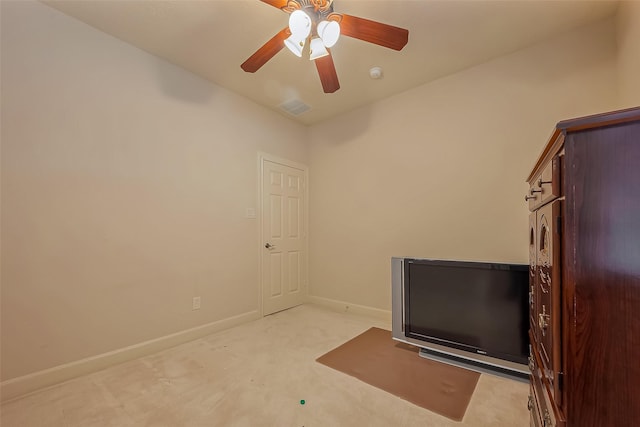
[418,347,529,382]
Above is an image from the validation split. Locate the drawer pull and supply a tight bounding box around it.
[538,305,550,333]
[527,394,534,411]
[529,291,534,308]
[538,178,553,186]
[525,195,537,201]
[530,187,543,195]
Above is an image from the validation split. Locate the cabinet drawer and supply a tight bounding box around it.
[531,367,564,427]
[527,155,561,211]
[530,345,566,427]
[531,375,555,427]
[529,382,543,427]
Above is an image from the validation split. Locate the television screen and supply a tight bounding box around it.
[404,259,529,364]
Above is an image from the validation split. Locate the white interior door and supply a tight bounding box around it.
[261,157,307,316]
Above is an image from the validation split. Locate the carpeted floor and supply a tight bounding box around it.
[1,304,529,426]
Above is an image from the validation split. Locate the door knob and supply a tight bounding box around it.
[265,243,275,249]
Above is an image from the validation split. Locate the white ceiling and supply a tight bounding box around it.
[43,0,619,126]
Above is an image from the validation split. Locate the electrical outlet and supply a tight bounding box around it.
[192,296,201,310]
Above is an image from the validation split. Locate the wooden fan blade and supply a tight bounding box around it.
[261,0,301,13]
[334,14,408,51]
[259,0,290,9]
[315,51,340,93]
[241,27,290,73]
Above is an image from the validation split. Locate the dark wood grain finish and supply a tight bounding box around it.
[334,13,409,51]
[530,382,543,427]
[563,121,640,427]
[314,51,340,93]
[241,27,289,73]
[528,154,562,211]
[528,107,640,427]
[528,336,544,425]
[530,336,566,427]
[527,133,564,182]
[259,0,290,10]
[557,106,640,133]
[527,106,640,182]
[550,155,561,200]
[536,199,563,406]
[529,213,538,342]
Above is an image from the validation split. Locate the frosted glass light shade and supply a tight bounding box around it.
[317,20,340,48]
[284,34,306,57]
[309,37,329,60]
[288,10,311,39]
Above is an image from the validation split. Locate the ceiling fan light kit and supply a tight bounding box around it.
[309,37,329,60]
[285,9,337,60]
[317,19,340,48]
[288,9,311,38]
[283,9,310,57]
[241,0,409,93]
[284,35,305,57]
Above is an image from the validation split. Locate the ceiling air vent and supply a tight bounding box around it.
[279,99,311,116]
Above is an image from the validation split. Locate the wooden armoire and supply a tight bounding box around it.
[526,107,640,427]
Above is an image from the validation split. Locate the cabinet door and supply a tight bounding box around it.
[528,212,538,342]
[536,200,563,405]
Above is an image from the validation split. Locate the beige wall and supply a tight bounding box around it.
[1,1,307,381]
[617,1,640,106]
[0,0,632,392]
[308,19,619,310]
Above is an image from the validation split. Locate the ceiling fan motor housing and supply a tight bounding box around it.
[286,0,335,24]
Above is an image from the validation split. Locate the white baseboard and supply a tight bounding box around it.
[0,310,260,403]
[307,295,391,322]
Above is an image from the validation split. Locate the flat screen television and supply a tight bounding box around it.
[391,257,529,377]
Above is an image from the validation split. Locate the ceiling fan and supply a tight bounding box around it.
[241,0,409,93]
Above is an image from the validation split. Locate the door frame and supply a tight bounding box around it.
[257,152,309,316]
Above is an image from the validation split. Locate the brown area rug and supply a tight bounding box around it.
[316,327,480,421]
